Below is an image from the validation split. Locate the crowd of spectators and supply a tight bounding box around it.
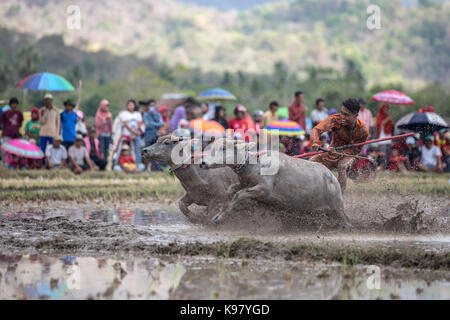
[0,91,448,175]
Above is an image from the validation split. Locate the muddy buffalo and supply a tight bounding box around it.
[141,135,238,222]
[201,138,350,228]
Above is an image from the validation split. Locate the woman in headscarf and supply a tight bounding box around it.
[213,105,228,130]
[170,106,186,132]
[158,105,170,135]
[376,104,394,169]
[95,99,113,160]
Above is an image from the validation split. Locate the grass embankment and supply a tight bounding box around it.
[0,167,448,202]
[0,167,183,202]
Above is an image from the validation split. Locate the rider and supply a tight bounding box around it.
[310,98,369,192]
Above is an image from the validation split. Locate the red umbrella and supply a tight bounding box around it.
[371,90,414,105]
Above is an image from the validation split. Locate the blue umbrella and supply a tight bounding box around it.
[396,112,448,132]
[198,88,236,101]
[16,72,75,91]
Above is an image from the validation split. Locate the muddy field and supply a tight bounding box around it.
[0,171,449,299]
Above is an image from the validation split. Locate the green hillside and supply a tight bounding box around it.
[1,0,449,88]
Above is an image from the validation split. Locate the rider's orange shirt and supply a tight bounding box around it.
[310,113,369,155]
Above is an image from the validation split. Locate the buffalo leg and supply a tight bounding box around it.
[212,184,269,224]
[179,194,199,223]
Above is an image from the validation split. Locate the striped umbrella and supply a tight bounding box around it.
[264,120,305,136]
[197,88,236,101]
[16,72,75,91]
[372,90,414,105]
[1,139,44,159]
[396,112,448,132]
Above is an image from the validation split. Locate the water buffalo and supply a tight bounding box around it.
[141,135,239,223]
[201,138,350,228]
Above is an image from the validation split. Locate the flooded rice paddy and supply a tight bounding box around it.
[0,199,449,300]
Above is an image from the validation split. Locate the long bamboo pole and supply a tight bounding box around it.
[293,132,415,159]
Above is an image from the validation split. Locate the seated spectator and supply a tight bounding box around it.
[388,148,408,173]
[402,136,420,170]
[291,135,311,156]
[441,132,450,172]
[68,135,98,174]
[114,144,144,173]
[24,107,40,145]
[319,134,329,149]
[84,127,107,171]
[281,136,294,155]
[367,143,384,171]
[45,135,67,169]
[417,136,443,173]
[5,152,25,170]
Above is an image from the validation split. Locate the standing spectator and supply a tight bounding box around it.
[84,127,107,171]
[1,97,23,139]
[213,105,228,130]
[60,99,77,150]
[289,91,307,130]
[119,99,143,165]
[228,105,249,131]
[261,101,279,129]
[201,103,211,120]
[45,135,67,169]
[417,136,443,173]
[68,135,97,174]
[141,100,163,147]
[39,94,60,153]
[158,105,171,135]
[357,98,375,138]
[252,110,264,135]
[24,107,40,145]
[170,106,186,132]
[403,136,420,170]
[375,104,394,169]
[1,97,23,165]
[310,98,328,127]
[95,99,113,160]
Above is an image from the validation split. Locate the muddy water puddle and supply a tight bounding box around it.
[0,254,449,300]
[1,204,449,252]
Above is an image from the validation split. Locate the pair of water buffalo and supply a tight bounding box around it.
[141,135,350,229]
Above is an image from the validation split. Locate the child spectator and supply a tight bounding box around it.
[291,135,311,156]
[388,148,408,173]
[68,135,97,174]
[114,144,144,173]
[24,107,40,145]
[45,135,67,169]
[403,136,420,170]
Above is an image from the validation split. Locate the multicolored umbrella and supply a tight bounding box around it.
[190,119,225,136]
[396,112,448,132]
[1,139,44,159]
[197,88,236,101]
[264,120,305,136]
[371,90,414,105]
[16,72,75,91]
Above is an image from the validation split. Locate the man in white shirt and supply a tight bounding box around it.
[310,98,328,127]
[357,98,374,138]
[68,135,97,174]
[45,135,67,169]
[418,136,443,173]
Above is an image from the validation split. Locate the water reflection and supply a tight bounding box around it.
[0,207,184,227]
[0,254,448,300]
